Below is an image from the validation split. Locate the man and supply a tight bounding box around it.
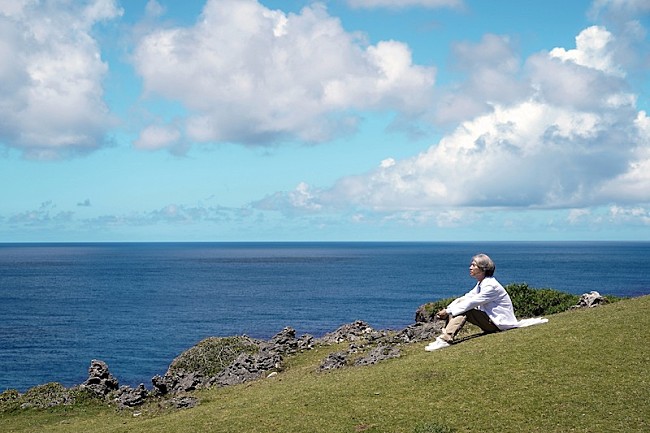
[425,253,519,351]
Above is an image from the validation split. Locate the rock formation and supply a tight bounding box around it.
[572,291,609,309]
[80,360,119,397]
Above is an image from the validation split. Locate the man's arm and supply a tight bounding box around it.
[445,282,503,317]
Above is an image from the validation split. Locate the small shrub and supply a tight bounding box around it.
[19,382,74,409]
[421,297,456,316]
[506,283,580,317]
[168,336,260,377]
[0,389,20,412]
[0,389,19,402]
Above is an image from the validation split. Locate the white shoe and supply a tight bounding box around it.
[425,337,450,351]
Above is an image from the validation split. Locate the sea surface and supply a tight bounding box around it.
[1,241,648,392]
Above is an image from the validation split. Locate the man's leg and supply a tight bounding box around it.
[465,309,500,333]
[439,314,467,343]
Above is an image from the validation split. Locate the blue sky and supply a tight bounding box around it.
[0,0,649,242]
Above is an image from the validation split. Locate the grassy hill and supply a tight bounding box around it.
[1,295,648,433]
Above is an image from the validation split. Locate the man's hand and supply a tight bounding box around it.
[436,309,449,319]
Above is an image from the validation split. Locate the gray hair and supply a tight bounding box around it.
[473,253,495,277]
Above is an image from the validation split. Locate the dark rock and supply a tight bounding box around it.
[415,304,437,323]
[81,360,119,397]
[319,320,385,344]
[152,371,204,395]
[114,384,148,408]
[262,327,314,355]
[168,395,199,409]
[393,321,443,343]
[415,304,449,332]
[319,351,349,371]
[151,374,171,395]
[209,351,283,387]
[354,345,401,367]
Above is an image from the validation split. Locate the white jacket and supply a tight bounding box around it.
[446,277,520,330]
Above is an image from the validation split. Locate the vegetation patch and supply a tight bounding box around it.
[0,383,100,413]
[506,282,582,317]
[167,336,261,378]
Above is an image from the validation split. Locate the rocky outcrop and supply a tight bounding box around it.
[393,321,443,344]
[152,371,205,395]
[320,351,350,370]
[319,320,387,344]
[209,351,283,387]
[77,360,151,408]
[317,322,403,371]
[114,384,148,408]
[572,291,609,309]
[80,359,119,397]
[353,344,400,366]
[263,326,315,354]
[152,327,315,395]
[166,395,199,409]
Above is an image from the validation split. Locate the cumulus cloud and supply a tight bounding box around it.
[256,22,649,220]
[131,0,435,151]
[346,0,464,9]
[433,34,527,124]
[550,26,624,76]
[0,0,122,159]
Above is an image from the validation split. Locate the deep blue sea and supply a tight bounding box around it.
[1,241,648,392]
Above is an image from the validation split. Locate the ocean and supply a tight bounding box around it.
[1,241,648,392]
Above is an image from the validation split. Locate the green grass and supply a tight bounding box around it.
[2,296,648,433]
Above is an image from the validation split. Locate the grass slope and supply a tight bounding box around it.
[1,296,648,433]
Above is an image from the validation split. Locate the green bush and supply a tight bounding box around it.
[20,382,81,410]
[168,336,260,378]
[505,283,581,317]
[420,297,456,318]
[0,389,20,412]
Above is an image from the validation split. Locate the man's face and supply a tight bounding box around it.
[469,261,486,280]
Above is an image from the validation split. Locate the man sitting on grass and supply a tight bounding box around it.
[425,253,544,351]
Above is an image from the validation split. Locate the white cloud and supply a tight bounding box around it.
[589,0,650,20]
[257,23,649,220]
[567,208,591,224]
[433,34,527,124]
[134,124,182,151]
[346,0,463,9]
[0,0,122,159]
[609,205,650,225]
[132,0,435,150]
[596,110,650,202]
[550,26,624,76]
[144,0,165,18]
